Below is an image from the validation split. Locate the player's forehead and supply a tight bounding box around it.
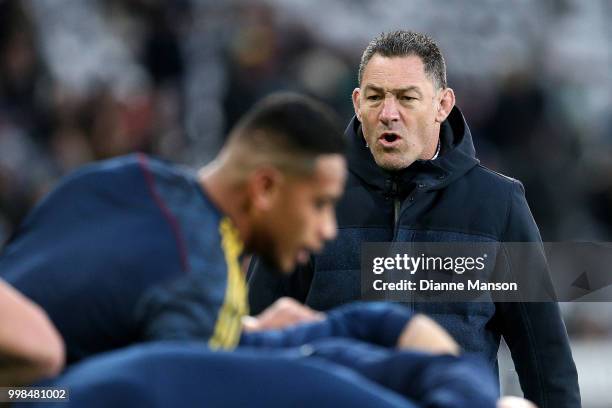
[361,54,431,91]
[291,154,346,197]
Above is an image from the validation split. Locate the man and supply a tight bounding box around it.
[1,92,503,407]
[248,31,580,407]
[0,92,351,361]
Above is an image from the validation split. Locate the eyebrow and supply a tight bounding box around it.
[364,84,423,97]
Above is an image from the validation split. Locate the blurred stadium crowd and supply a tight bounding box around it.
[1,0,612,342]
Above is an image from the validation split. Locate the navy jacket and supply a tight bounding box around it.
[248,107,580,408]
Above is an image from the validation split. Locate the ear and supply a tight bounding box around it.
[352,87,362,122]
[435,87,455,123]
[246,166,284,212]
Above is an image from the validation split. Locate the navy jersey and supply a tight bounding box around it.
[0,153,247,362]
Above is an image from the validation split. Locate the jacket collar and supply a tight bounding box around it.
[345,106,479,196]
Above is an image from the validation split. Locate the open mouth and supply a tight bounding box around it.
[378,132,401,146]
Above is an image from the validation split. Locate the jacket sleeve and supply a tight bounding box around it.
[240,302,412,349]
[247,256,314,315]
[299,339,498,408]
[495,180,580,408]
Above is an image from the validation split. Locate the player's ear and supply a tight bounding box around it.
[352,88,362,122]
[435,87,455,123]
[247,166,284,211]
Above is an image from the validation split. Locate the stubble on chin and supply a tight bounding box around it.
[370,147,414,171]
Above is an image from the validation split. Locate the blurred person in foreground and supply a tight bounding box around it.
[1,92,508,407]
[248,31,579,408]
[0,279,64,386]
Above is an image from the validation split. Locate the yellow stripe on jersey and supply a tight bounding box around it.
[208,217,249,350]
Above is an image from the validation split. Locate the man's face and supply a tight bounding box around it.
[353,54,444,171]
[253,154,347,274]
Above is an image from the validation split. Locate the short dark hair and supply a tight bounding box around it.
[232,92,345,156]
[358,31,447,89]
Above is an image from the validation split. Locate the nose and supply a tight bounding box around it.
[379,95,400,125]
[319,209,338,243]
[313,209,337,252]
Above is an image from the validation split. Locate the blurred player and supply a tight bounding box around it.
[0,279,64,385]
[0,92,348,361]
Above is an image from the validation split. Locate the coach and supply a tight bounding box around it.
[248,31,580,407]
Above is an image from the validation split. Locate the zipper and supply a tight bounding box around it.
[392,185,417,240]
[391,180,400,231]
[393,198,400,227]
[389,179,418,311]
[392,179,410,241]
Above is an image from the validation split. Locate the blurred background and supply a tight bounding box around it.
[0,0,610,405]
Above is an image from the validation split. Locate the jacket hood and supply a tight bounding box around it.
[345,106,479,196]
